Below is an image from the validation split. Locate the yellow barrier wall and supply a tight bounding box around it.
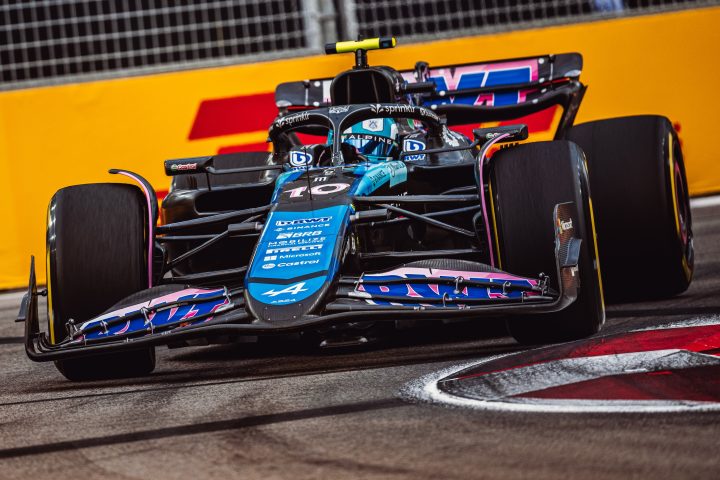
[1,7,718,289]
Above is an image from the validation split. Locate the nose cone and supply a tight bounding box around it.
[245,204,351,322]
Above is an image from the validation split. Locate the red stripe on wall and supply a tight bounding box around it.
[217,142,272,154]
[451,106,558,139]
[188,93,277,140]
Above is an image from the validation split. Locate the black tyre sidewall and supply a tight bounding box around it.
[47,183,155,380]
[565,115,693,301]
[490,141,604,344]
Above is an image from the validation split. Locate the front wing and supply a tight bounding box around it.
[20,204,581,362]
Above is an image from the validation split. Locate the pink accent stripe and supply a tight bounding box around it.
[115,171,154,287]
[366,267,538,285]
[477,133,511,267]
[82,288,223,328]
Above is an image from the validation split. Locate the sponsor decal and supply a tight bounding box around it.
[248,204,350,305]
[412,60,538,107]
[289,151,313,167]
[328,105,351,114]
[352,268,533,303]
[266,244,323,254]
[368,169,387,187]
[267,236,326,247]
[355,161,408,195]
[277,231,322,239]
[369,103,440,122]
[80,288,229,339]
[278,251,321,260]
[274,111,310,128]
[558,218,573,232]
[276,217,331,226]
[403,139,426,161]
[276,259,320,268]
[280,223,331,232]
[343,133,395,146]
[362,119,383,132]
[261,263,275,270]
[387,161,407,188]
[171,162,198,171]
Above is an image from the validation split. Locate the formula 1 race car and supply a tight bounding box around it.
[19,38,693,380]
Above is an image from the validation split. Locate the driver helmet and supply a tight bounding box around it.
[333,118,400,163]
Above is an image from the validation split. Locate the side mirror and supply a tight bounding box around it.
[164,156,214,176]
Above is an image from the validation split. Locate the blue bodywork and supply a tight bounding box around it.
[247,160,407,313]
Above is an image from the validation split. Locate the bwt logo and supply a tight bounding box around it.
[289,151,312,167]
[403,139,426,161]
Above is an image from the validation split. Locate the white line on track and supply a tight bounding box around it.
[690,194,720,209]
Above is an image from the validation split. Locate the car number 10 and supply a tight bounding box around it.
[285,183,349,198]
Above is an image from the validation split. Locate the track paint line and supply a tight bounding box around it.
[403,315,720,413]
[440,350,720,400]
[690,195,720,208]
[402,356,720,414]
[632,315,720,331]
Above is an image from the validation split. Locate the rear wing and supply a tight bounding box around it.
[275,53,585,138]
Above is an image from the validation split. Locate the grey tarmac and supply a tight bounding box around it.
[0,201,719,479]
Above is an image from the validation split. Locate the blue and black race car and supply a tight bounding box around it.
[19,38,693,380]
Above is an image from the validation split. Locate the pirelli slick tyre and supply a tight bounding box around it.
[566,116,693,302]
[47,183,156,381]
[489,141,605,345]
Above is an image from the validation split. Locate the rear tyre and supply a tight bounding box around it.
[489,141,605,344]
[47,183,155,381]
[565,116,693,301]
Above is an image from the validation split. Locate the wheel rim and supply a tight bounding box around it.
[668,132,692,281]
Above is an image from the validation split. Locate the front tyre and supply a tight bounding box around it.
[47,183,155,381]
[489,141,605,344]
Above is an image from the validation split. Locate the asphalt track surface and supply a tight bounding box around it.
[1,201,719,479]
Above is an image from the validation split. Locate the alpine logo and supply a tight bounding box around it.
[262,282,308,298]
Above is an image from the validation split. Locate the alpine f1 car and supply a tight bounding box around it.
[18,38,693,380]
